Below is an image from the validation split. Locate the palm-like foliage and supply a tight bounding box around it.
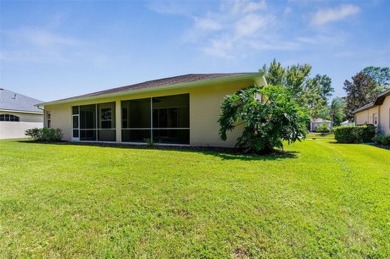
[219,85,308,154]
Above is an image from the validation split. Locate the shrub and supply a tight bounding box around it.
[315,124,330,135]
[25,128,63,142]
[25,128,41,140]
[383,135,390,145]
[334,124,375,143]
[219,85,308,154]
[373,134,390,145]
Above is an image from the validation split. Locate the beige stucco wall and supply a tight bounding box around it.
[189,82,249,147]
[354,95,390,135]
[44,78,262,147]
[379,95,390,135]
[354,106,379,125]
[44,105,72,140]
[0,111,43,139]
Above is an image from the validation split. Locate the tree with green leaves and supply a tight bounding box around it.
[362,66,390,91]
[259,59,333,118]
[299,74,333,118]
[218,85,308,154]
[343,72,377,119]
[260,59,286,86]
[329,97,346,126]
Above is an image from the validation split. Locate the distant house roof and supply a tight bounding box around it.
[39,73,263,106]
[0,88,43,113]
[353,88,390,113]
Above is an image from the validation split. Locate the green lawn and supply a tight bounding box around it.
[306,132,335,140]
[0,138,389,258]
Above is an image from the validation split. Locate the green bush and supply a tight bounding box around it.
[25,128,63,142]
[315,124,330,135]
[334,124,375,143]
[373,134,390,145]
[383,136,390,145]
[218,85,308,154]
[25,128,41,140]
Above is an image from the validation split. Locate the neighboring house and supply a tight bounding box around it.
[353,89,390,135]
[38,73,266,147]
[0,88,43,139]
[310,118,331,132]
[340,120,354,127]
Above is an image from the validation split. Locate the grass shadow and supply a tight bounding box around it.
[200,150,298,161]
[367,143,390,150]
[17,140,299,161]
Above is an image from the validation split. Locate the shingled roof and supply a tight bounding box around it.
[43,73,260,105]
[353,88,390,113]
[0,88,43,113]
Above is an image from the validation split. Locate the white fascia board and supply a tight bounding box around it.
[0,108,43,115]
[38,73,264,107]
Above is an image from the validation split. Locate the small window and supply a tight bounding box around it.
[0,114,20,122]
[373,113,378,126]
[47,112,51,128]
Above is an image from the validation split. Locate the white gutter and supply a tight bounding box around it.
[0,108,43,115]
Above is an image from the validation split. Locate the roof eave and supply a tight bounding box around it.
[374,89,390,105]
[352,103,375,114]
[0,108,43,114]
[353,89,390,113]
[38,73,265,107]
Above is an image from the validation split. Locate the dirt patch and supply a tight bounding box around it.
[234,248,252,259]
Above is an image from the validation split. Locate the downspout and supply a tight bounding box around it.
[36,105,46,128]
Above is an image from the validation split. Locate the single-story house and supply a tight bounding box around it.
[353,89,390,135]
[310,118,331,132]
[38,73,267,147]
[0,88,43,139]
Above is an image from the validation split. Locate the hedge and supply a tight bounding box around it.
[25,128,63,142]
[373,134,390,145]
[333,124,375,143]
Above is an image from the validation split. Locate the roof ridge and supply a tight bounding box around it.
[0,88,42,102]
[45,72,259,104]
[0,88,43,113]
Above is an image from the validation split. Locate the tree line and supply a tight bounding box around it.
[218,59,389,154]
[260,59,390,124]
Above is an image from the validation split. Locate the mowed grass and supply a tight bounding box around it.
[0,138,389,258]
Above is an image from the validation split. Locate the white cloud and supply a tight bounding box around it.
[297,33,346,47]
[7,27,82,48]
[2,27,85,64]
[311,4,360,26]
[202,36,235,59]
[0,49,70,64]
[231,0,267,15]
[284,7,292,15]
[194,17,223,31]
[234,14,272,38]
[184,0,276,58]
[154,0,355,59]
[19,28,81,47]
[248,39,300,51]
[147,0,191,15]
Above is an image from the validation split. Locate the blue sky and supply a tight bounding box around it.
[1,0,389,101]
